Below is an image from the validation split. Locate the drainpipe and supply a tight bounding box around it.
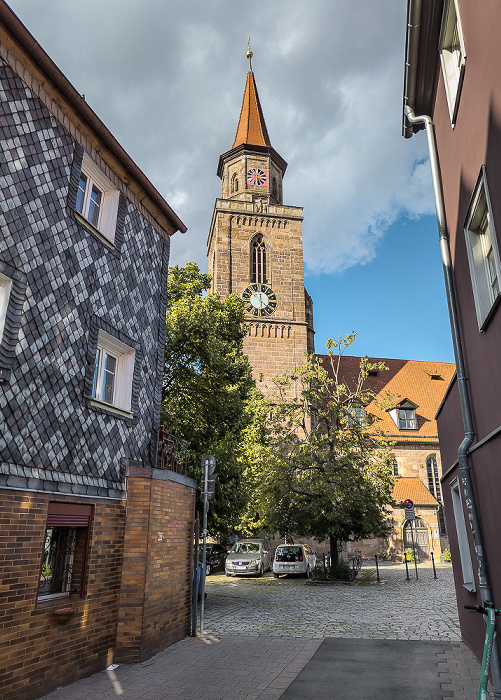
[404,106,501,697]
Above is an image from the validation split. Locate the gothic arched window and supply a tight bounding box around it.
[231,173,239,193]
[251,234,267,283]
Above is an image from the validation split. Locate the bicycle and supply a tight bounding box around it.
[464,601,501,700]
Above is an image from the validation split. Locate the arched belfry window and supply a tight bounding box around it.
[231,173,239,194]
[251,234,267,283]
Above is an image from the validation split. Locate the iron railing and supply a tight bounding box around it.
[158,427,189,475]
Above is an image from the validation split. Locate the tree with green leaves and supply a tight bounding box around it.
[243,333,395,561]
[161,262,255,537]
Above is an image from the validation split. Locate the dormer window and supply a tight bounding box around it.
[388,399,418,430]
[398,408,417,430]
[347,405,367,427]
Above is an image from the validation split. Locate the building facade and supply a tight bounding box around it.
[324,356,455,561]
[0,4,196,699]
[402,0,501,672]
[207,62,314,390]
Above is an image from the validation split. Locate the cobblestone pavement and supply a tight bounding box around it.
[41,563,493,700]
[203,562,461,640]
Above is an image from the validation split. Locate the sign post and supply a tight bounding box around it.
[404,499,418,580]
[199,454,216,634]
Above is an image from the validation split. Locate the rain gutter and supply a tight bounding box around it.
[403,3,501,695]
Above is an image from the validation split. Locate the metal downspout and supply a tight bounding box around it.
[404,105,501,698]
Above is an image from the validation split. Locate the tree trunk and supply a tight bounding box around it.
[329,535,339,564]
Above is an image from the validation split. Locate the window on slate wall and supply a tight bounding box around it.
[464,166,501,329]
[38,503,92,600]
[0,272,12,343]
[92,330,135,413]
[75,153,120,243]
[251,234,267,283]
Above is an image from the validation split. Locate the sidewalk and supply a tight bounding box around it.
[40,564,492,700]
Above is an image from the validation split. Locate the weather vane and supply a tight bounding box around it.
[247,38,253,71]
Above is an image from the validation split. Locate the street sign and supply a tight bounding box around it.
[405,508,416,520]
[404,499,414,509]
[201,455,216,475]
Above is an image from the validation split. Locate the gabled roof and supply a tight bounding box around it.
[317,355,455,443]
[393,477,439,506]
[232,71,272,149]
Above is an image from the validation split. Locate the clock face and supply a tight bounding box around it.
[246,167,267,186]
[242,283,277,317]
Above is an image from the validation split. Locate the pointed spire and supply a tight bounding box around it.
[231,47,272,150]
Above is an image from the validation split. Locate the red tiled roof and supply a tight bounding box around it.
[232,71,272,149]
[392,477,439,506]
[317,355,455,443]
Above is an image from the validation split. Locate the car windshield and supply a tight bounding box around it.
[277,546,302,555]
[230,542,261,553]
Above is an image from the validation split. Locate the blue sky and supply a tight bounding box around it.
[6,0,456,366]
[306,214,454,362]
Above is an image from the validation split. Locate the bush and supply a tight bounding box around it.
[404,548,414,563]
[312,560,357,581]
[442,548,452,562]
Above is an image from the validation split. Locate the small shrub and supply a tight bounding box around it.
[404,548,414,563]
[312,560,356,581]
[442,548,452,562]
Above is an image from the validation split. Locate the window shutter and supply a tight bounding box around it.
[46,503,92,527]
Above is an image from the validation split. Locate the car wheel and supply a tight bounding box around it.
[304,565,311,579]
[206,563,211,577]
[257,564,263,577]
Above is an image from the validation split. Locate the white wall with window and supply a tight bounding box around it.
[439,0,466,124]
[464,166,501,329]
[0,272,12,343]
[91,329,135,415]
[75,154,120,243]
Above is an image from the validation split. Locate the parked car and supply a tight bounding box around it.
[199,543,228,576]
[225,538,273,577]
[273,544,316,578]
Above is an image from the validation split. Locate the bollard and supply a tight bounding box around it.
[323,552,326,570]
[431,551,438,579]
[375,553,380,583]
[404,551,410,581]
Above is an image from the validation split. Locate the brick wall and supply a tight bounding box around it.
[0,489,125,700]
[115,469,196,663]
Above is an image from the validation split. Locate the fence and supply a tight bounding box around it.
[158,427,189,475]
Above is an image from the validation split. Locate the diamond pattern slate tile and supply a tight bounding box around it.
[0,57,170,497]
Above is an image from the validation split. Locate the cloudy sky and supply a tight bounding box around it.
[8,0,454,363]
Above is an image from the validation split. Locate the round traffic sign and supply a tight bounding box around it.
[404,499,414,509]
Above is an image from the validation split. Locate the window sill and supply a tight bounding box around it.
[90,397,133,420]
[74,211,115,249]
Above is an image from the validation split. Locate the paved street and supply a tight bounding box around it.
[41,562,492,700]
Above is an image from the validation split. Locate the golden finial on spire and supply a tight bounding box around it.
[247,38,253,71]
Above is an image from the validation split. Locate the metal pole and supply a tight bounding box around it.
[431,551,438,579]
[200,462,209,634]
[410,520,418,580]
[375,554,380,583]
[191,513,200,636]
[404,551,410,580]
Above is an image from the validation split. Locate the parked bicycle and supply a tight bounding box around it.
[464,601,501,700]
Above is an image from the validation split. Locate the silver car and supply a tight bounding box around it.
[225,539,273,577]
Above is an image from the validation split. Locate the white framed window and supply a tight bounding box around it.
[389,399,418,430]
[464,166,501,329]
[92,330,135,414]
[347,405,366,427]
[450,478,475,592]
[439,0,466,125]
[0,273,12,343]
[75,154,120,243]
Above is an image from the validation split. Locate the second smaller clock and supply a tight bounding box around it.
[242,283,277,317]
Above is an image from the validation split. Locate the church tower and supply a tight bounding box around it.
[207,46,314,389]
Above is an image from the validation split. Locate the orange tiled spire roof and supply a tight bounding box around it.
[232,69,272,150]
